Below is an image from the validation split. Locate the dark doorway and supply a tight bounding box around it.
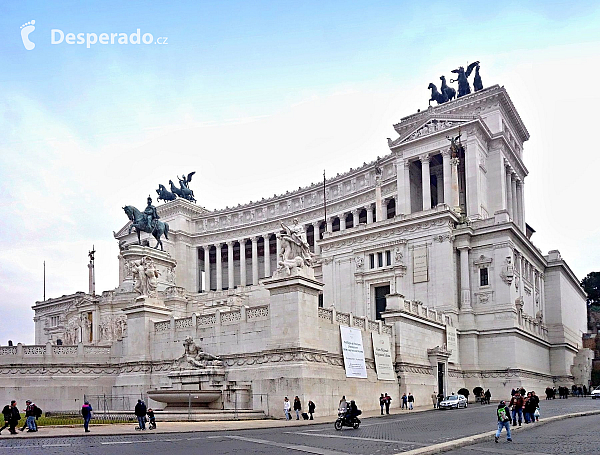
[438,362,445,396]
[375,285,390,320]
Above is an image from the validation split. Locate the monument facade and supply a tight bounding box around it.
[0,82,588,417]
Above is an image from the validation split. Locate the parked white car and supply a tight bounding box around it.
[438,394,468,409]
[591,386,600,399]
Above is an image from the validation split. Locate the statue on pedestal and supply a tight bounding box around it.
[173,336,222,370]
[276,219,314,276]
[123,197,170,250]
[132,256,160,298]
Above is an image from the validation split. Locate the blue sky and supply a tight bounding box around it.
[1,0,599,343]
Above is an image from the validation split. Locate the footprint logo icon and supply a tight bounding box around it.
[20,20,36,50]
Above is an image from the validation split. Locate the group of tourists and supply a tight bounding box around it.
[495,388,541,443]
[0,400,42,435]
[283,396,316,421]
[378,393,392,414]
[133,399,156,430]
[400,392,415,410]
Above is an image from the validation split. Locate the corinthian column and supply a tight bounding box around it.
[420,154,431,211]
[442,150,451,205]
[251,237,259,285]
[506,166,513,219]
[340,213,346,231]
[203,246,210,292]
[366,204,373,224]
[511,174,518,225]
[239,239,247,286]
[264,234,271,278]
[227,241,234,289]
[215,243,223,291]
[450,156,460,212]
[352,209,359,227]
[312,222,321,254]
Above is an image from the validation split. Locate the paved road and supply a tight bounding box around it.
[0,398,597,454]
[443,412,600,455]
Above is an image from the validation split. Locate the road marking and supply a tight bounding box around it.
[225,435,353,455]
[101,438,182,445]
[42,444,72,447]
[287,431,427,446]
[464,447,551,455]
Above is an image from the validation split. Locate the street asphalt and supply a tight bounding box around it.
[0,397,597,454]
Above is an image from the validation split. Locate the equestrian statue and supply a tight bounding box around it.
[123,196,170,250]
[156,184,176,202]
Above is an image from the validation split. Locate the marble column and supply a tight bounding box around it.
[505,166,513,220]
[352,209,359,227]
[366,204,374,224]
[215,243,223,291]
[264,234,271,278]
[395,155,407,215]
[458,247,471,309]
[442,150,451,205]
[203,246,210,292]
[340,213,346,231]
[327,217,333,232]
[516,180,525,231]
[511,174,518,226]
[404,159,411,215]
[450,156,460,212]
[312,222,321,254]
[276,236,281,263]
[251,237,259,285]
[227,241,234,289]
[420,154,431,211]
[239,239,247,287]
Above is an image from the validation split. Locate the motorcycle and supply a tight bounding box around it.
[334,411,361,430]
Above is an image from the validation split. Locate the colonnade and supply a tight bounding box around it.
[199,201,396,292]
[505,162,525,231]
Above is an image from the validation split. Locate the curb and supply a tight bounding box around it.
[394,409,600,455]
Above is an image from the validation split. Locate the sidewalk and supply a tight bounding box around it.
[0,404,435,439]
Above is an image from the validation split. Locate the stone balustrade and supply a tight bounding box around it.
[155,305,271,333]
[317,306,393,335]
[402,299,452,326]
[0,343,111,360]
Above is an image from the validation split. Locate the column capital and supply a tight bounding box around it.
[419,153,431,163]
[352,208,360,215]
[239,238,247,244]
[441,149,451,157]
[263,233,271,240]
[226,241,234,247]
[215,242,223,249]
[203,245,211,251]
[251,236,259,243]
[312,221,321,227]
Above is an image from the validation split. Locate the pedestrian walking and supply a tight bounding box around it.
[379,394,385,415]
[407,393,414,410]
[293,396,302,420]
[524,392,535,424]
[81,401,93,432]
[284,397,291,420]
[134,399,147,430]
[401,393,408,410]
[431,391,437,409]
[437,391,444,408]
[0,403,12,434]
[8,401,20,435]
[509,393,523,426]
[383,393,391,414]
[495,400,512,443]
[484,389,491,405]
[308,400,315,420]
[21,400,38,432]
[147,408,156,429]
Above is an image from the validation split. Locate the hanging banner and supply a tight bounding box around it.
[340,325,368,378]
[446,325,458,364]
[371,332,396,381]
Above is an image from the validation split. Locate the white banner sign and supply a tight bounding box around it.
[446,325,458,364]
[340,326,368,378]
[371,332,396,381]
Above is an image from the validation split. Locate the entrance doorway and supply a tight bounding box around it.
[374,285,390,320]
[438,362,445,396]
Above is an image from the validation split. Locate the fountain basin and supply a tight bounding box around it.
[148,389,222,408]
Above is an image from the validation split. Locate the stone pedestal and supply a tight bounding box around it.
[122,296,171,361]
[119,245,177,293]
[263,270,324,351]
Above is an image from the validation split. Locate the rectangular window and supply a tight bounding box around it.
[385,250,391,266]
[377,252,383,268]
[318,293,324,308]
[480,268,489,286]
[50,316,59,327]
[369,254,375,269]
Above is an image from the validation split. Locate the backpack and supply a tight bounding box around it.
[34,406,43,418]
[497,407,510,422]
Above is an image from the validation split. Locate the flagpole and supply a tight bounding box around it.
[43,260,46,301]
[323,170,327,226]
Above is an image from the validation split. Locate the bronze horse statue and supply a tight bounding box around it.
[440,76,456,102]
[169,180,196,203]
[428,83,447,105]
[156,184,176,202]
[123,205,170,250]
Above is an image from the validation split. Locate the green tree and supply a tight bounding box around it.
[581,272,600,307]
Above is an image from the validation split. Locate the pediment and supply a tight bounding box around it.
[390,117,470,147]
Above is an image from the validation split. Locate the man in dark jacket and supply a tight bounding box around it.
[134,400,147,430]
[308,400,315,420]
[509,393,524,426]
[495,400,512,443]
[0,403,11,434]
[9,401,20,435]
